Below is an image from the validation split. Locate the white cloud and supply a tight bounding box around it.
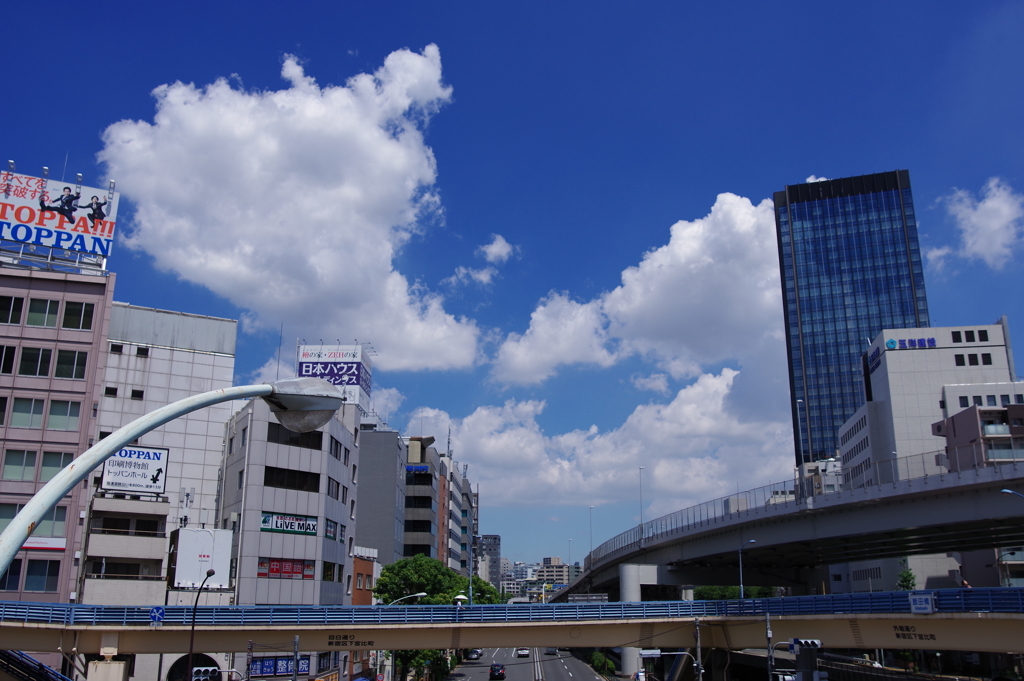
[632,373,669,394]
[370,387,406,425]
[943,178,1024,270]
[100,46,480,371]
[492,193,783,387]
[491,292,619,384]
[443,265,498,287]
[925,246,953,272]
[420,368,792,509]
[478,234,515,264]
[805,175,829,183]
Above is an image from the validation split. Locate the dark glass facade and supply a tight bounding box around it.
[774,171,929,464]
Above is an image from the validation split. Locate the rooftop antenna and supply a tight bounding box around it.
[7,160,14,172]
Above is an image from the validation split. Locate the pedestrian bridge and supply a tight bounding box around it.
[2,589,1024,655]
[565,454,1024,596]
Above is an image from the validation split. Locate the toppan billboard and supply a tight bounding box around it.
[101,446,169,494]
[297,344,372,412]
[0,171,118,257]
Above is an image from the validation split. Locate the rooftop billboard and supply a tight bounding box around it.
[297,344,372,413]
[0,171,118,257]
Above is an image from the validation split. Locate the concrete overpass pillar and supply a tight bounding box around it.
[620,563,647,680]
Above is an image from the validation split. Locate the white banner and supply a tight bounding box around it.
[101,447,169,493]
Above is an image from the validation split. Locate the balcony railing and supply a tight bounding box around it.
[83,573,164,581]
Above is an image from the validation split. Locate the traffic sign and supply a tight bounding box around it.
[149,606,165,628]
[377,675,385,681]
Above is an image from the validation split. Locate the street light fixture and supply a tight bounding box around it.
[188,568,216,681]
[639,467,645,535]
[738,539,756,599]
[1002,489,1024,500]
[387,592,427,606]
[0,378,345,579]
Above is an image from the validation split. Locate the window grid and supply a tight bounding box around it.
[26,299,59,327]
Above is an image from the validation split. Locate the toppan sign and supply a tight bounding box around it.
[261,511,318,536]
[101,446,169,494]
[0,172,119,257]
[297,344,372,412]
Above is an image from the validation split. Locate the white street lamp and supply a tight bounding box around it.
[0,377,345,577]
[387,592,427,606]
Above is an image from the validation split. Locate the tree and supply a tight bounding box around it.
[374,554,505,605]
[895,560,917,591]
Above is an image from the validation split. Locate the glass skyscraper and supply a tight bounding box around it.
[774,170,929,464]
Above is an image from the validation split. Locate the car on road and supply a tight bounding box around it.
[490,664,506,680]
[516,648,530,658]
[544,648,558,655]
[467,650,481,660]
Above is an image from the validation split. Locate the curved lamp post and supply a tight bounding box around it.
[738,539,756,599]
[387,592,427,606]
[0,377,345,578]
[187,568,217,681]
[1001,488,1024,501]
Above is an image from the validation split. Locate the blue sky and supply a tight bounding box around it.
[4,2,1023,564]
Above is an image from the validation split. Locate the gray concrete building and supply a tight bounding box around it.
[353,420,407,566]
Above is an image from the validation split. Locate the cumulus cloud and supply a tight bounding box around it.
[805,175,829,183]
[942,178,1024,269]
[414,369,791,509]
[443,265,498,287]
[632,373,669,394]
[370,387,405,424]
[492,193,782,387]
[100,46,480,371]
[478,234,515,264]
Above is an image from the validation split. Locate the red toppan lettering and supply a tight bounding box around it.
[0,202,12,220]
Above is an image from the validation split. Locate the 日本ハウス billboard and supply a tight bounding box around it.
[0,171,118,257]
[297,344,372,412]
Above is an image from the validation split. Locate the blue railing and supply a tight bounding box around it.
[0,650,75,681]
[1,588,1021,628]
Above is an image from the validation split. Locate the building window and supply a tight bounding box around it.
[351,464,357,484]
[343,447,350,466]
[346,574,352,595]
[330,436,343,460]
[1002,395,1011,406]
[24,560,60,591]
[0,296,24,325]
[47,401,81,431]
[323,561,336,582]
[130,389,144,400]
[266,422,324,450]
[339,524,346,542]
[328,477,340,500]
[55,350,88,379]
[954,354,966,367]
[19,347,52,376]
[965,330,976,342]
[228,437,234,455]
[25,299,59,327]
[0,396,6,426]
[104,386,118,397]
[350,500,356,520]
[982,353,992,365]
[40,452,74,482]
[0,559,21,591]
[110,344,123,354]
[11,399,44,428]
[136,347,149,358]
[237,470,244,489]
[987,395,997,406]
[951,331,962,343]
[341,486,349,504]
[263,465,320,493]
[0,346,15,374]
[973,396,983,406]
[356,573,363,590]
[979,330,989,342]
[61,302,94,330]
[325,519,338,540]
[36,506,66,536]
[3,450,36,480]
[959,396,969,408]
[1017,395,1024,404]
[968,354,979,366]
[0,503,25,533]
[241,427,247,447]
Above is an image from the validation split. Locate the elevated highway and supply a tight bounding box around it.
[2,589,1024,655]
[564,458,1024,597]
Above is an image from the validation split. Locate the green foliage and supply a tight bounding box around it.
[394,649,449,681]
[895,569,917,591]
[588,651,616,676]
[373,554,504,605]
[693,585,775,600]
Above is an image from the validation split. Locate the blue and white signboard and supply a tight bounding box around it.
[909,593,935,614]
[101,446,169,494]
[297,344,372,412]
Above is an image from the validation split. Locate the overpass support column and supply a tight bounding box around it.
[620,564,645,680]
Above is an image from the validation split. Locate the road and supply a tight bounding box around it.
[454,648,605,681]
